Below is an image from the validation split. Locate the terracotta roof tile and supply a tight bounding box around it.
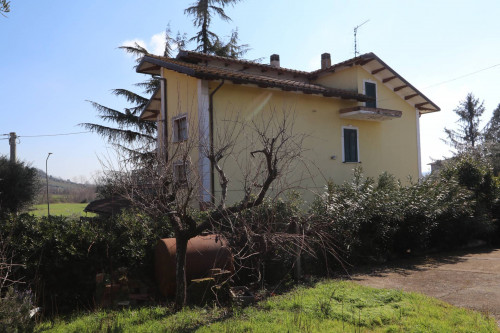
[139,54,371,102]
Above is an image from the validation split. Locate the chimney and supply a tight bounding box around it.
[321,53,331,69]
[270,54,280,68]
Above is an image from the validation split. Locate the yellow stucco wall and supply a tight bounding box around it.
[208,66,419,203]
[161,65,419,205]
[161,68,202,181]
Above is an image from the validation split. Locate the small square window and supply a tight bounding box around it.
[173,115,188,142]
[343,128,359,163]
[173,162,188,186]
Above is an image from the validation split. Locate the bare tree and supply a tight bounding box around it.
[105,108,306,309]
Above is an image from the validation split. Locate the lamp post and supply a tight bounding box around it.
[46,153,52,217]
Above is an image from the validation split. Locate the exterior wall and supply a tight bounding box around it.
[161,65,420,205]
[209,70,419,204]
[354,67,420,180]
[161,68,203,189]
[314,66,358,91]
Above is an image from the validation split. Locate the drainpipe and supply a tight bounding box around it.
[159,78,168,162]
[209,80,225,204]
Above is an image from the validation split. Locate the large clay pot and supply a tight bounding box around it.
[155,234,234,297]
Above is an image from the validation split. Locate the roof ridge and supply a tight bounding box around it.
[176,50,311,75]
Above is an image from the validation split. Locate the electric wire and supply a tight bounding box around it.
[17,131,91,138]
[424,63,500,89]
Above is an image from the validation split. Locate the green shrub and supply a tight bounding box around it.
[309,165,490,266]
[0,211,172,316]
[0,287,35,333]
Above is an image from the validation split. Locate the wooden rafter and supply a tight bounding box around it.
[371,67,386,75]
[394,84,408,92]
[415,102,430,108]
[405,93,419,100]
[358,58,374,66]
[153,97,161,101]
[143,113,158,120]
[142,65,160,73]
[383,75,397,83]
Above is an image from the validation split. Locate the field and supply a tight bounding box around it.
[30,203,95,217]
[37,280,498,332]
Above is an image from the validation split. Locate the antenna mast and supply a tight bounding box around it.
[354,19,370,57]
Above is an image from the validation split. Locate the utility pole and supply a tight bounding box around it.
[8,132,16,163]
[46,153,52,218]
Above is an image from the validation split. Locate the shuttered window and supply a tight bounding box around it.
[365,82,376,108]
[343,128,358,162]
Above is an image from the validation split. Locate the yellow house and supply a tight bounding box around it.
[136,51,439,205]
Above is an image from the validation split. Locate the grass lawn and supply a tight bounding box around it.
[36,280,498,332]
[30,203,95,217]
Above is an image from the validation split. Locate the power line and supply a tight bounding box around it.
[424,63,500,89]
[18,131,91,138]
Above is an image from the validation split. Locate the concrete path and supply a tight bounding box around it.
[349,248,500,325]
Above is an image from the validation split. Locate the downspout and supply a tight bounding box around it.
[209,80,225,205]
[159,77,168,162]
[416,109,422,179]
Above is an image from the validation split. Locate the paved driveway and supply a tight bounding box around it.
[349,248,500,325]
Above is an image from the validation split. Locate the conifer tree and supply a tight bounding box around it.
[484,103,500,175]
[80,29,178,162]
[185,0,248,58]
[444,93,485,151]
[484,103,500,142]
[0,0,10,17]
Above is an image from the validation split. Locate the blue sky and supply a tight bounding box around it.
[1,0,499,182]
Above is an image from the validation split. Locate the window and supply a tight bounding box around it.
[343,127,359,163]
[173,115,188,142]
[364,81,377,108]
[173,162,188,186]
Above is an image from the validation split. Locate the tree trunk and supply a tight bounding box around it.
[174,233,189,310]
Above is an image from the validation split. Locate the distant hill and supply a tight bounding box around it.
[36,169,97,204]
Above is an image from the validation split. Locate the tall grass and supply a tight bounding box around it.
[37,280,498,332]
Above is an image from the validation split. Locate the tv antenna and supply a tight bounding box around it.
[354,19,370,57]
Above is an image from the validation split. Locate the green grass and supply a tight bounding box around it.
[36,280,499,332]
[30,203,95,217]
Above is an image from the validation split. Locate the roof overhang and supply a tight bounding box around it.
[339,106,402,121]
[140,87,161,121]
[137,54,372,104]
[312,53,440,114]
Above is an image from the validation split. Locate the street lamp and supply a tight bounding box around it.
[46,153,52,217]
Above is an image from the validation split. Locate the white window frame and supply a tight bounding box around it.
[341,125,360,163]
[172,113,188,142]
[363,79,377,108]
[173,160,188,186]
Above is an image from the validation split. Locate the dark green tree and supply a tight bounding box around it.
[484,103,500,142]
[0,0,10,17]
[184,0,248,58]
[484,103,500,175]
[444,93,485,151]
[79,27,188,163]
[0,156,41,215]
[211,28,249,59]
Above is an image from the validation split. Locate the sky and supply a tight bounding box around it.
[1,0,499,183]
